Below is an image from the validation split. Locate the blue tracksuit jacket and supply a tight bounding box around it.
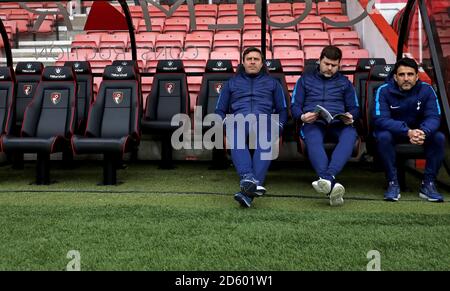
[215,70,288,127]
[291,69,360,122]
[373,79,441,136]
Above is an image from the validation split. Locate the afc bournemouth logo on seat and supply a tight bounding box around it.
[113,92,123,104]
[23,84,32,96]
[51,92,61,105]
[215,82,223,94]
[166,82,175,94]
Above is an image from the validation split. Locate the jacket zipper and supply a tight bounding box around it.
[250,77,254,113]
[322,79,326,105]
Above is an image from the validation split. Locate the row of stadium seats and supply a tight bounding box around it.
[70,30,361,54]
[0,61,139,186]
[0,56,396,186]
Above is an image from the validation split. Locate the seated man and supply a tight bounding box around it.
[291,45,360,206]
[373,57,445,202]
[215,47,288,208]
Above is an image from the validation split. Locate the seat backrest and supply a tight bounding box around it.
[303,58,319,74]
[21,66,77,139]
[64,61,93,133]
[85,65,140,139]
[366,64,395,135]
[197,59,234,118]
[265,59,291,114]
[14,61,43,130]
[0,67,15,136]
[111,59,142,118]
[354,58,386,109]
[144,60,189,122]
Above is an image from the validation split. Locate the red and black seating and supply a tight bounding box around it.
[64,61,94,134]
[265,58,295,141]
[2,66,77,184]
[14,62,44,133]
[0,67,15,149]
[141,59,190,169]
[71,65,141,185]
[197,59,235,168]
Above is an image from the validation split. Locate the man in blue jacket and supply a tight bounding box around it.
[291,46,359,206]
[215,47,288,208]
[374,57,445,202]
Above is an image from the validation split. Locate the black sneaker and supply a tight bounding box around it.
[234,192,253,208]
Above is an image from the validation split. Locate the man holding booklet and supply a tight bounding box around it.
[291,46,360,206]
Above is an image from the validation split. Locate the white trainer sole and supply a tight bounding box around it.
[312,178,331,195]
[329,183,345,206]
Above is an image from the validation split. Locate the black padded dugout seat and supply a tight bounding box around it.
[365,63,395,144]
[353,58,386,136]
[197,59,235,168]
[366,63,423,189]
[141,60,189,168]
[303,59,319,75]
[0,67,15,141]
[112,60,142,117]
[265,59,295,141]
[64,61,93,133]
[1,66,77,184]
[14,62,44,132]
[72,65,141,185]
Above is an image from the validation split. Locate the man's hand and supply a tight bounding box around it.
[408,129,426,145]
[342,112,354,125]
[301,112,319,124]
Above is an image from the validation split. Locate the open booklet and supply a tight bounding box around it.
[314,105,352,124]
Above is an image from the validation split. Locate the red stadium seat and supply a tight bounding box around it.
[210,51,240,70]
[300,31,330,49]
[274,49,304,72]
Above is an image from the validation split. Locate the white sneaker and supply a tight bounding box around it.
[312,178,332,195]
[254,186,266,196]
[329,183,345,206]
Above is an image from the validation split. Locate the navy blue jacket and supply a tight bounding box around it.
[291,69,359,123]
[215,70,288,128]
[373,79,441,137]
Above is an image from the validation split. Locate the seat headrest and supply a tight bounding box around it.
[156,60,185,73]
[265,59,283,73]
[42,66,75,81]
[64,61,92,74]
[0,67,14,81]
[112,60,138,70]
[103,65,137,80]
[369,64,395,81]
[305,59,319,66]
[15,62,44,75]
[356,58,387,71]
[205,60,234,73]
[236,64,244,74]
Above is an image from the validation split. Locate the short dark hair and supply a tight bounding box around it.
[320,45,342,61]
[242,47,263,60]
[394,57,419,74]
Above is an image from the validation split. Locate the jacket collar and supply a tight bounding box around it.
[387,78,422,97]
[313,67,341,81]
